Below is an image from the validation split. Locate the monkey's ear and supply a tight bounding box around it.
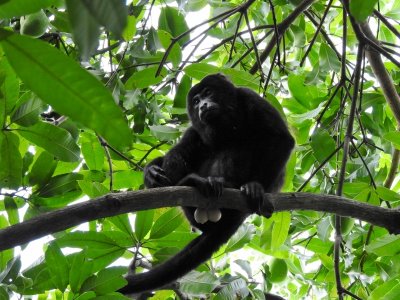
[215,73,228,80]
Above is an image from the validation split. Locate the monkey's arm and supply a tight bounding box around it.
[162,128,208,184]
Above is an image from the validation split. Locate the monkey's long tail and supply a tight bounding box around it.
[118,219,242,294]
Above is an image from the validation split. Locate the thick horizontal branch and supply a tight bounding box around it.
[0,187,399,251]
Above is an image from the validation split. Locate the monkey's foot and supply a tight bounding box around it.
[240,182,274,218]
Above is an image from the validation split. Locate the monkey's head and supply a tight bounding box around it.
[187,74,238,129]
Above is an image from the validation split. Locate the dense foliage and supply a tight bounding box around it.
[0,0,400,299]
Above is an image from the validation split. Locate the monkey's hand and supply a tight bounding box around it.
[144,165,172,188]
[178,174,225,197]
[241,182,274,218]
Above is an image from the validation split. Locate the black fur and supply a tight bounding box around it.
[119,74,294,294]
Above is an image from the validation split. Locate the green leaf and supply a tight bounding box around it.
[0,131,22,189]
[51,10,72,33]
[350,0,379,22]
[158,30,182,67]
[122,15,137,41]
[178,271,219,296]
[4,197,19,225]
[45,243,70,292]
[319,43,341,73]
[0,287,8,300]
[65,0,100,60]
[81,266,127,295]
[80,132,104,171]
[222,68,259,91]
[125,66,168,89]
[215,278,249,300]
[150,208,184,239]
[383,131,400,149]
[184,63,221,80]
[0,30,132,149]
[28,151,57,187]
[152,246,181,263]
[11,93,44,126]
[112,170,143,190]
[135,209,155,241]
[158,6,189,46]
[17,122,80,162]
[37,173,83,197]
[310,128,336,165]
[369,277,400,300]
[174,75,191,109]
[56,231,124,258]
[271,212,291,249]
[366,235,400,256]
[149,125,181,142]
[362,93,386,109]
[81,0,127,37]
[107,214,134,236]
[287,73,326,109]
[0,248,18,279]
[0,0,58,18]
[376,186,400,202]
[0,57,19,116]
[1,259,24,295]
[78,180,108,198]
[69,250,94,293]
[225,224,255,253]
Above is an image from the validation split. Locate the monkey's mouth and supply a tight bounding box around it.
[199,108,218,122]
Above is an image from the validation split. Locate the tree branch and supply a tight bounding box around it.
[0,188,399,252]
[249,0,315,74]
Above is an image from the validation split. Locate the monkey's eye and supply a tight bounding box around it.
[193,95,200,105]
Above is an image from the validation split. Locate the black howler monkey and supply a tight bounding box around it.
[119,74,295,294]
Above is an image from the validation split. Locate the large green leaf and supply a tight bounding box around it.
[383,131,400,149]
[0,0,58,18]
[65,0,100,60]
[37,173,83,197]
[0,131,22,189]
[150,208,185,239]
[225,224,255,253]
[135,209,155,241]
[17,122,80,162]
[80,131,104,171]
[310,128,336,165]
[28,151,57,187]
[45,243,69,292]
[271,212,291,249]
[125,66,168,89]
[184,63,221,80]
[158,6,189,46]
[158,30,182,67]
[69,250,93,293]
[149,125,181,142]
[288,73,326,109]
[11,93,44,126]
[56,231,124,259]
[366,235,400,256]
[369,277,400,300]
[81,267,126,295]
[319,43,341,73]
[0,57,19,116]
[349,0,379,22]
[81,0,127,36]
[0,30,132,149]
[178,271,219,296]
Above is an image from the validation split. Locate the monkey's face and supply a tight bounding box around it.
[190,87,220,123]
[187,74,237,126]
